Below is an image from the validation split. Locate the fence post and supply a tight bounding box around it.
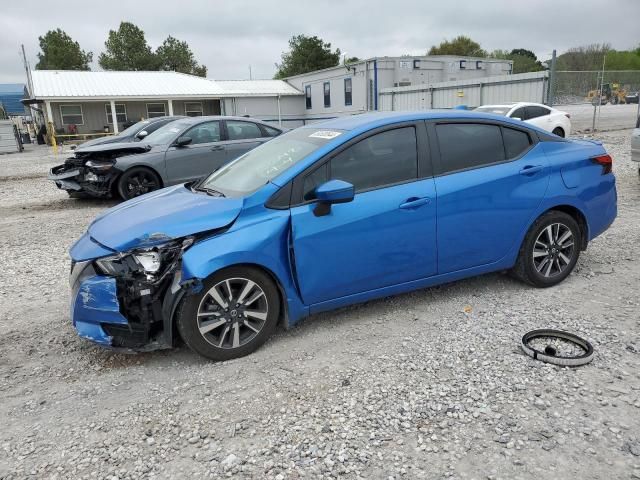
[479,82,484,106]
[547,49,557,106]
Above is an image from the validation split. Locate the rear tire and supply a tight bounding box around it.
[177,266,280,361]
[117,167,162,200]
[512,211,581,288]
[552,127,565,138]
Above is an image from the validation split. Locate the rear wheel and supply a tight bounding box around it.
[512,211,581,287]
[117,167,161,200]
[177,266,280,361]
[552,127,565,138]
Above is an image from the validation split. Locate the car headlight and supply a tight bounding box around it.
[85,160,115,171]
[94,237,194,277]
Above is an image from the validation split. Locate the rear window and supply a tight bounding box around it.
[436,123,505,173]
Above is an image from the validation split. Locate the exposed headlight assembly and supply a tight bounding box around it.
[94,237,194,279]
[84,160,115,171]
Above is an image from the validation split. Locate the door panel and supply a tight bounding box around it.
[435,144,549,273]
[291,179,438,305]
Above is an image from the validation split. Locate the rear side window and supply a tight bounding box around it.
[436,123,505,173]
[526,106,550,119]
[502,127,531,159]
[330,127,417,192]
[226,121,262,140]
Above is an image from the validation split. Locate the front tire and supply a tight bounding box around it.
[177,267,280,361]
[117,167,162,200]
[512,211,581,288]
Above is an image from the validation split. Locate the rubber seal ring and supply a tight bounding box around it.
[521,329,594,367]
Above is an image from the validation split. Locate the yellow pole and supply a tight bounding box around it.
[48,121,57,155]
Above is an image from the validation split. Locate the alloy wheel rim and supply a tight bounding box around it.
[196,277,269,349]
[126,173,157,197]
[532,222,575,278]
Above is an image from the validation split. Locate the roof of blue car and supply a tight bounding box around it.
[304,110,526,131]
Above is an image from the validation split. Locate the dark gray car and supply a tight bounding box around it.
[48,116,283,200]
[74,116,184,149]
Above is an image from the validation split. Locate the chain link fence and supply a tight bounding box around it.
[551,70,640,132]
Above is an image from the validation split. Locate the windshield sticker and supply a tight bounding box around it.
[309,130,342,139]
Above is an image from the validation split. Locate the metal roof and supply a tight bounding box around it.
[215,79,302,96]
[30,70,301,100]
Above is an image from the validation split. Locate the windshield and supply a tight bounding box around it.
[475,106,511,116]
[199,128,343,197]
[118,120,151,137]
[144,119,191,145]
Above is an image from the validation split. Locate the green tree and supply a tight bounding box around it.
[36,29,92,70]
[343,56,360,64]
[556,44,611,71]
[156,36,207,77]
[490,49,544,74]
[428,36,486,57]
[98,22,158,71]
[274,35,341,79]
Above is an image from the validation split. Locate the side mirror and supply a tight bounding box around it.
[313,180,354,216]
[136,130,149,139]
[175,136,192,147]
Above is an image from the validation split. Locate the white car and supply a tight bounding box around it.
[475,102,572,137]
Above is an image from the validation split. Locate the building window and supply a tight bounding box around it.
[105,103,127,123]
[184,102,203,117]
[59,105,83,125]
[323,82,331,108]
[344,78,352,106]
[305,85,312,109]
[459,60,467,70]
[146,103,166,118]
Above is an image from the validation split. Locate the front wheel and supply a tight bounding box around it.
[117,167,161,200]
[512,211,581,287]
[177,267,280,361]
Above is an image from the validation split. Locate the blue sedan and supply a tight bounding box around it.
[69,111,617,360]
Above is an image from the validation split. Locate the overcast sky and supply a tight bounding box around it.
[1,0,638,84]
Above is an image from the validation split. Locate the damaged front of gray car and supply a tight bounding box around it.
[48,142,152,197]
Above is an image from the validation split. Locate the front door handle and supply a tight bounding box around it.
[399,197,431,209]
[519,165,543,176]
[211,145,224,151]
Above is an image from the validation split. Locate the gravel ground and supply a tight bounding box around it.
[0,130,639,480]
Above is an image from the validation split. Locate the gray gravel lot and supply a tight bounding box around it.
[0,129,639,480]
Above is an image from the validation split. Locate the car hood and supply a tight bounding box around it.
[88,184,244,252]
[76,135,122,149]
[75,140,153,155]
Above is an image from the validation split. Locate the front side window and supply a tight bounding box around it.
[329,127,418,192]
[262,125,282,137]
[436,123,505,173]
[185,121,221,144]
[323,82,331,108]
[344,78,352,106]
[60,105,83,125]
[510,107,526,120]
[526,106,550,119]
[226,120,262,140]
[147,103,166,118]
[105,103,127,123]
[305,85,312,109]
[184,102,203,117]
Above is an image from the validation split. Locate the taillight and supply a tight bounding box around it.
[592,154,613,174]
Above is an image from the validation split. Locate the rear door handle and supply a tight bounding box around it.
[211,145,224,151]
[399,197,431,209]
[519,165,543,176]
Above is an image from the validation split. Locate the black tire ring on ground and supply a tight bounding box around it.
[521,329,594,367]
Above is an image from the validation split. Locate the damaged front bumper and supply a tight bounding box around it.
[69,240,193,352]
[49,162,117,197]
